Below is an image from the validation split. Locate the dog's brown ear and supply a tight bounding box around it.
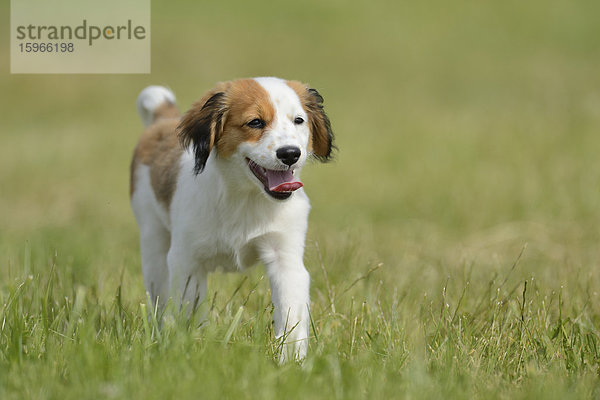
[178,90,228,174]
[304,87,335,161]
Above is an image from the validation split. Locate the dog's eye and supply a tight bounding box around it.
[293,117,305,125]
[247,119,266,129]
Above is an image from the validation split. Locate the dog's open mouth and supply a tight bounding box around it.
[246,158,303,200]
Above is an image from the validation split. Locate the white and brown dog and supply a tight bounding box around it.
[130,77,333,361]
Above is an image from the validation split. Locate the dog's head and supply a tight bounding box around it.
[178,77,334,200]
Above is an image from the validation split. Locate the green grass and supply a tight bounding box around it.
[2,0,600,398]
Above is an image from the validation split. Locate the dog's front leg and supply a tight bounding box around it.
[166,246,207,317]
[260,236,310,363]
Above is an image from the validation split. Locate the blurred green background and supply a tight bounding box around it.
[3,0,600,286]
[2,0,600,397]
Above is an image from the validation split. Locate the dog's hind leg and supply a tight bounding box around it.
[138,219,170,313]
[131,162,171,312]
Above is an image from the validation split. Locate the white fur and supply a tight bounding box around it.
[131,78,313,362]
[136,85,176,127]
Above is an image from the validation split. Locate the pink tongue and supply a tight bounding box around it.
[266,169,303,192]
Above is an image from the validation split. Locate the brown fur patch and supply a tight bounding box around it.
[153,102,180,121]
[286,80,333,159]
[217,79,275,157]
[130,116,183,208]
[176,79,276,175]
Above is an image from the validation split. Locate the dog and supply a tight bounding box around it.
[130,77,334,361]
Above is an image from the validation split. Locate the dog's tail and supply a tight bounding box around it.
[136,85,179,127]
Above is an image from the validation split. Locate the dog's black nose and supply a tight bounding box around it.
[276,146,301,166]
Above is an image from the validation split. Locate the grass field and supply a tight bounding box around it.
[2,0,600,398]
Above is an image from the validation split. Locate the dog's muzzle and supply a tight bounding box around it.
[246,158,303,200]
